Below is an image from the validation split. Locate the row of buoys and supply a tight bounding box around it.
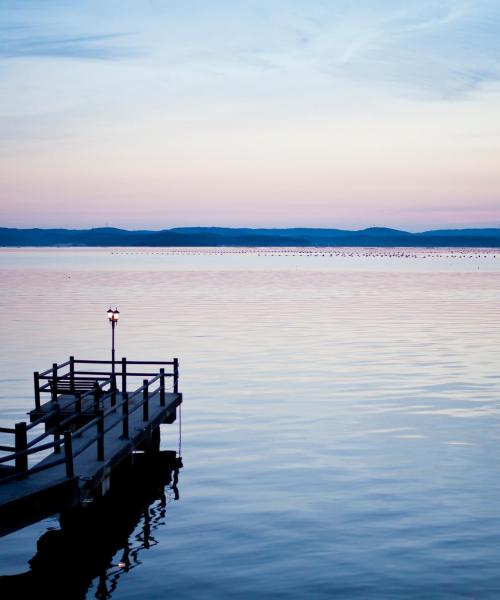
[110,249,497,259]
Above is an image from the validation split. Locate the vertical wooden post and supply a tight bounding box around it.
[14,422,28,472]
[53,404,61,453]
[69,356,75,395]
[143,379,149,421]
[111,373,117,407]
[51,362,58,404]
[121,357,127,393]
[160,368,165,407]
[34,371,40,410]
[174,358,179,394]
[122,392,129,438]
[64,431,74,478]
[94,381,100,412]
[75,393,82,414]
[97,410,104,461]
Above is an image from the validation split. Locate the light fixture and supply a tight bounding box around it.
[106,307,120,374]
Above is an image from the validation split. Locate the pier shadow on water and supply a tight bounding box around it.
[0,451,182,599]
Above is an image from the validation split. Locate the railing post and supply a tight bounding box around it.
[111,373,117,407]
[143,379,149,421]
[122,392,129,438]
[51,362,58,404]
[64,431,74,478]
[97,410,104,461]
[75,392,82,414]
[94,381,100,412]
[174,358,179,394]
[121,357,127,394]
[14,422,28,472]
[69,355,75,395]
[160,368,165,407]
[53,403,61,453]
[34,371,40,410]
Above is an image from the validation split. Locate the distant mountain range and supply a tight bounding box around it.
[1,226,500,247]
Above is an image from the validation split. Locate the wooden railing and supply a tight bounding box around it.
[0,358,179,483]
[34,357,179,409]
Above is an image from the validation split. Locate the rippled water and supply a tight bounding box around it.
[1,248,500,598]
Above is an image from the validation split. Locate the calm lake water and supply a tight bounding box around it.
[1,247,500,599]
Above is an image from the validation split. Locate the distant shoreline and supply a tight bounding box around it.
[1,226,500,248]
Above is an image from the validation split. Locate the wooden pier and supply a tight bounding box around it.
[0,357,182,536]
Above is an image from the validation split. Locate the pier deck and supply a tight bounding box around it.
[0,357,182,535]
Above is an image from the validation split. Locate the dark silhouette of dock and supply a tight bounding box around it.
[0,356,182,536]
[0,450,182,599]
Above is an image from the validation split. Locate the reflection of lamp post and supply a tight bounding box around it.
[107,307,120,375]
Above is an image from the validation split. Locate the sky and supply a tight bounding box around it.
[0,0,500,231]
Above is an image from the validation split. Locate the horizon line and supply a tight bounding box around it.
[2,224,500,234]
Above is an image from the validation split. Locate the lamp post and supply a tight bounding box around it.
[107,307,120,375]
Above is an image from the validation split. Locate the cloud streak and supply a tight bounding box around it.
[275,1,500,99]
[0,26,133,60]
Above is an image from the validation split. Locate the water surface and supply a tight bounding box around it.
[1,247,500,598]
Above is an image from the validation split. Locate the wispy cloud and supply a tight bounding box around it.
[0,26,134,60]
[209,1,500,101]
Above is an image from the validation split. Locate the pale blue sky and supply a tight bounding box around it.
[1,1,499,229]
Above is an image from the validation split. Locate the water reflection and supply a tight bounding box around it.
[0,452,182,599]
